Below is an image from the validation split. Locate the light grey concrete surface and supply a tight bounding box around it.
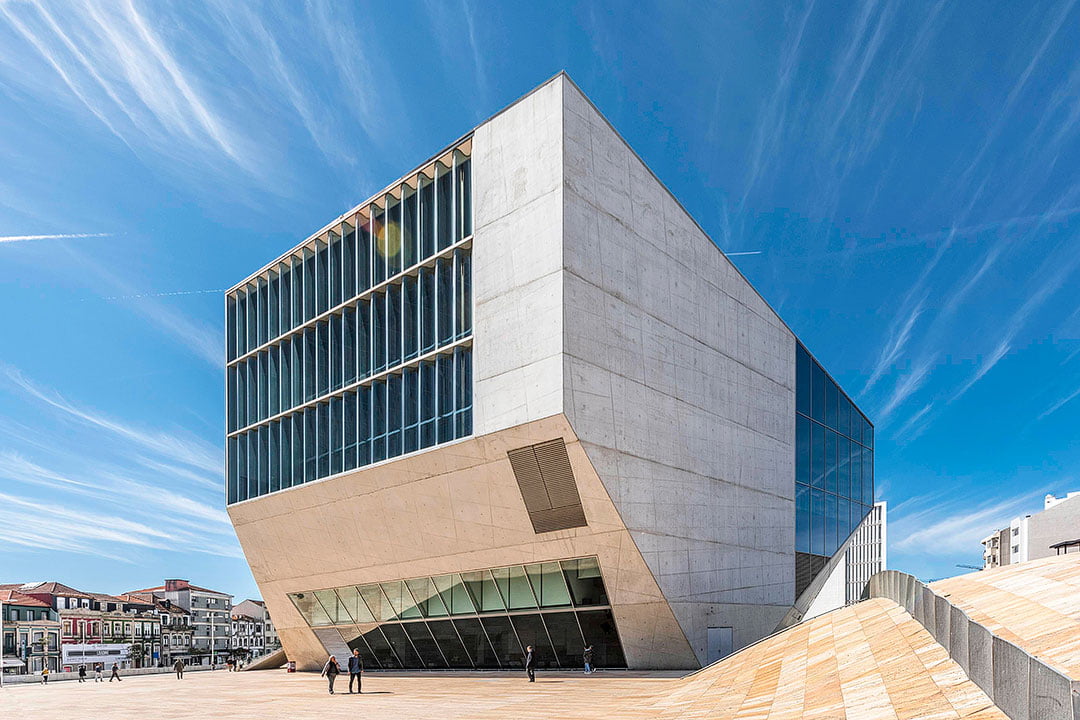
[951,604,970,675]
[1031,658,1074,720]
[993,636,1031,720]
[558,77,795,662]
[968,620,994,698]
[472,75,565,436]
[935,594,951,650]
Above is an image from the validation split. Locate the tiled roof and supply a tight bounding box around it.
[125,583,231,597]
[0,589,51,608]
[12,581,93,599]
[119,591,188,615]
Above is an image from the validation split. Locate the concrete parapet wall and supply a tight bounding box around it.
[868,570,1079,720]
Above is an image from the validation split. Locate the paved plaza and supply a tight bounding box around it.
[1,669,682,720]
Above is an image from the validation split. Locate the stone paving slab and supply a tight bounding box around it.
[1,597,1009,719]
[930,554,1080,679]
[1,670,677,720]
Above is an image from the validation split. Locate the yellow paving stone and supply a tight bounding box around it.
[930,554,1080,679]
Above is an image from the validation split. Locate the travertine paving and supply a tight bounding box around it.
[2,596,1007,719]
[931,553,1080,679]
[1,669,677,720]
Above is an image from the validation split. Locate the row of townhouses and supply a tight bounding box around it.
[0,579,277,676]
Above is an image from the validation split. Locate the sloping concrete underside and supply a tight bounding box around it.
[228,414,698,671]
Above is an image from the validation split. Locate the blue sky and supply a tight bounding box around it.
[1,1,1078,600]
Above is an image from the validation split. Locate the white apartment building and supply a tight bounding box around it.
[982,492,1080,567]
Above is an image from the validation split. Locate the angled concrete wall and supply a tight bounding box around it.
[229,414,698,671]
[558,77,796,663]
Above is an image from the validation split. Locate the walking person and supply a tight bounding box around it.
[524,645,536,683]
[347,648,363,694]
[320,654,341,695]
[583,645,594,675]
[40,666,49,684]
[174,659,185,679]
[94,663,103,682]
[78,664,87,683]
[110,662,122,682]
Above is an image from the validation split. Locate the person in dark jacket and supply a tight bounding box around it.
[524,645,535,682]
[78,664,87,683]
[347,648,364,694]
[320,655,341,694]
[583,645,594,674]
[174,659,185,679]
[109,663,121,682]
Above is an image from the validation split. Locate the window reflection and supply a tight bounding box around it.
[226,153,473,505]
[794,341,874,597]
[287,556,627,669]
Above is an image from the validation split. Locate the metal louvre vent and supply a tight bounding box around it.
[507,438,587,534]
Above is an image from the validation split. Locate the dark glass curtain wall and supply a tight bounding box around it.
[288,557,627,670]
[794,342,874,597]
[225,151,473,504]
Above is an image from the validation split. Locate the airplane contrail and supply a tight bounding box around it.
[724,250,764,257]
[0,232,112,243]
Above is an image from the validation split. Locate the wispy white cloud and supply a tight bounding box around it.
[821,0,898,148]
[894,402,932,439]
[0,490,239,562]
[891,484,1051,556]
[954,0,1078,191]
[0,232,111,243]
[0,0,261,179]
[948,340,1011,406]
[0,453,229,530]
[1038,384,1080,420]
[863,294,926,394]
[739,0,816,208]
[4,366,221,475]
[948,238,1080,406]
[876,353,936,424]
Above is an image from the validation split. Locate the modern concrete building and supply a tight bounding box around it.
[981,491,1080,568]
[225,74,877,671]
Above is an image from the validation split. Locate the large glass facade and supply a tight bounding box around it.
[225,148,473,504]
[287,557,626,670]
[794,342,874,597]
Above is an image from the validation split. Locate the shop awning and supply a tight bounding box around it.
[2,656,26,668]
